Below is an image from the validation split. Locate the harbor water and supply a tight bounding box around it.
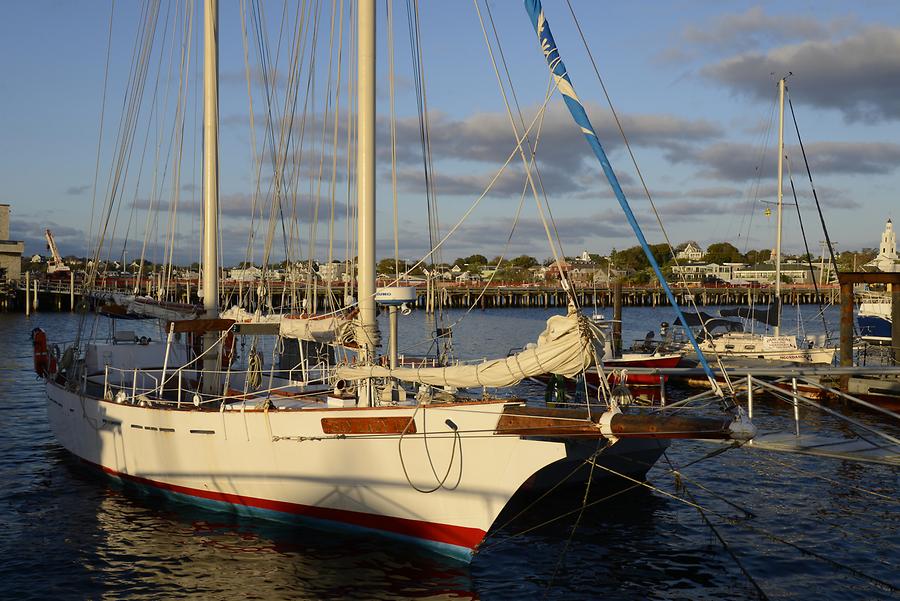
[0,307,897,599]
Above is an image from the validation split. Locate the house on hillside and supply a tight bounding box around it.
[455,270,479,283]
[543,261,571,283]
[676,242,703,261]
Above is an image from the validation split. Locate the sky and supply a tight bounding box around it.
[1,1,899,266]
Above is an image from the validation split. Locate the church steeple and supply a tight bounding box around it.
[880,219,896,259]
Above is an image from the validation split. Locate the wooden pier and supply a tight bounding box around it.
[3,275,840,313]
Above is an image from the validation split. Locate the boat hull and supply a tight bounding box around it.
[857,314,892,344]
[45,381,662,559]
[599,354,683,386]
[684,333,836,365]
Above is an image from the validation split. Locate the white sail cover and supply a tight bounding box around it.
[337,310,593,388]
[220,306,356,345]
[220,306,282,324]
[281,315,355,345]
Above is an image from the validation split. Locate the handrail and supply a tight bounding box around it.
[98,364,334,409]
[596,366,900,376]
[749,376,900,447]
[796,376,900,423]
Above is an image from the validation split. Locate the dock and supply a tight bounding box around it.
[3,275,841,313]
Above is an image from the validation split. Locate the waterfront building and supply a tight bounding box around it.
[732,263,819,284]
[0,205,25,282]
[670,261,746,283]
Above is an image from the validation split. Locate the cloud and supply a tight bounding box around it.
[377,104,717,199]
[66,184,90,196]
[223,102,720,198]
[702,26,900,123]
[129,192,348,222]
[393,161,611,199]
[682,8,858,54]
[685,186,743,199]
[802,141,900,175]
[389,104,721,170]
[747,182,860,211]
[444,211,633,255]
[672,141,900,182]
[9,218,87,257]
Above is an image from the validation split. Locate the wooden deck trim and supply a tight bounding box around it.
[321,416,417,435]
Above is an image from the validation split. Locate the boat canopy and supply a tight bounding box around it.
[720,301,780,327]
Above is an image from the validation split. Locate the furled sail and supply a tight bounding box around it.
[220,306,357,345]
[281,314,356,345]
[336,310,593,388]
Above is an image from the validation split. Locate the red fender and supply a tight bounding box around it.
[32,328,50,377]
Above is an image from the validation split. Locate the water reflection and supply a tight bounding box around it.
[2,309,898,599]
[34,455,475,600]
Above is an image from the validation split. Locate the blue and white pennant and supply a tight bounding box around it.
[523,0,721,389]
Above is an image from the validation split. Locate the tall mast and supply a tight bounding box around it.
[203,0,219,319]
[203,0,219,318]
[201,0,220,392]
[774,77,785,336]
[357,0,377,404]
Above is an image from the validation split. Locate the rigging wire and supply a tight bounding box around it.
[483,0,570,267]
[81,0,163,348]
[324,0,347,314]
[541,444,604,599]
[88,1,116,260]
[473,0,577,305]
[590,458,898,594]
[662,453,771,600]
[561,0,736,395]
[736,93,778,256]
[481,443,739,551]
[433,78,555,346]
[387,0,400,281]
[786,91,841,277]
[785,155,832,340]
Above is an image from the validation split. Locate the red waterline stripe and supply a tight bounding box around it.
[90,461,486,549]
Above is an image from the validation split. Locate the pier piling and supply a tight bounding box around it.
[612,281,622,357]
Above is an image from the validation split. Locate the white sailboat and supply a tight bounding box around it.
[40,0,753,560]
[675,78,836,365]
